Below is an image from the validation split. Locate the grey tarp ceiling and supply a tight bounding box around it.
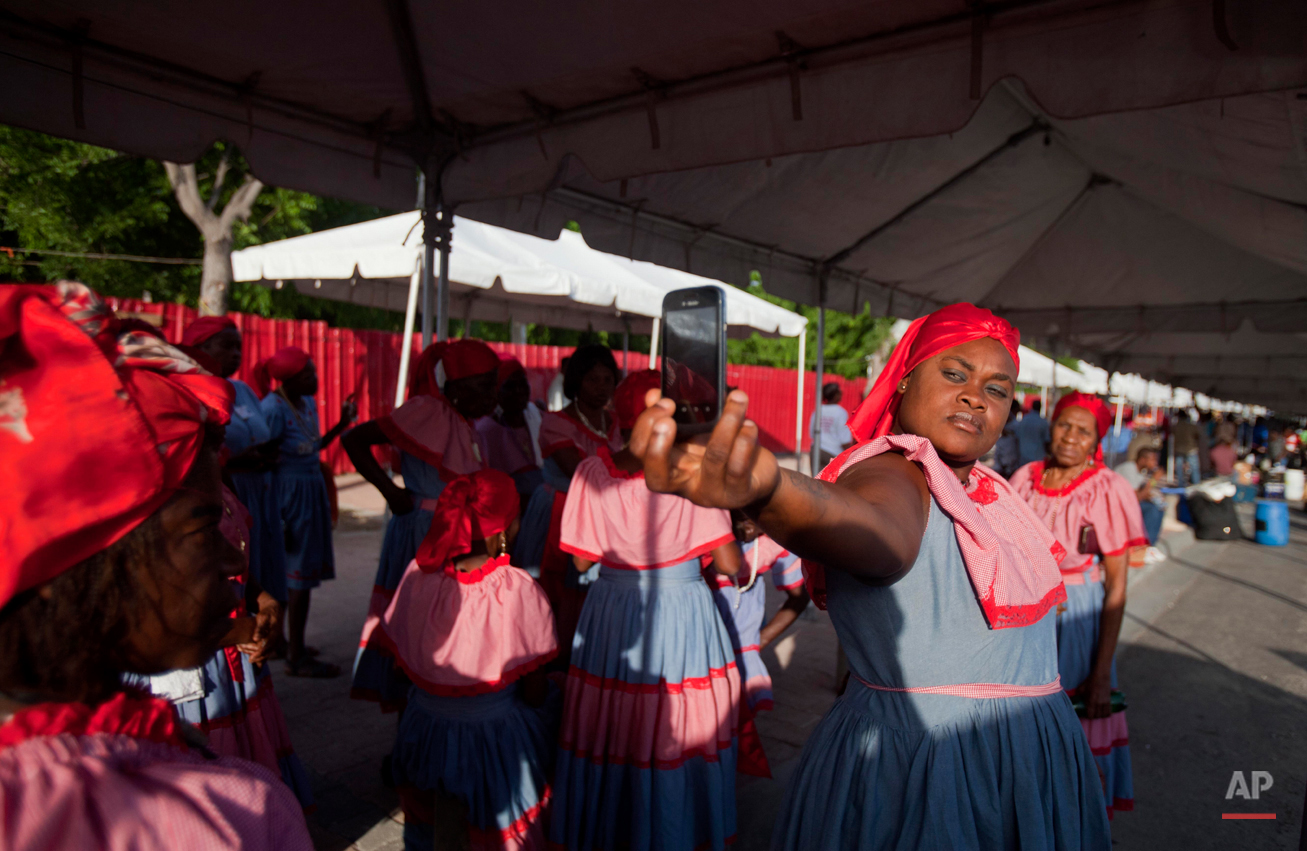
[2,0,1306,409]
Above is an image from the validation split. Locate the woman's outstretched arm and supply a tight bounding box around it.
[341,420,414,515]
[632,391,930,582]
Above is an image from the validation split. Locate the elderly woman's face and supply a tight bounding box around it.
[1050,405,1098,468]
[895,337,1016,467]
[120,447,244,673]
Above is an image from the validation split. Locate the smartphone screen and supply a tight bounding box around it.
[661,288,725,433]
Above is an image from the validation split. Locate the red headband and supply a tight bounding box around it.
[614,369,661,430]
[253,346,311,397]
[1052,391,1112,463]
[181,316,237,348]
[407,339,500,399]
[846,303,1020,443]
[0,283,233,609]
[415,470,520,570]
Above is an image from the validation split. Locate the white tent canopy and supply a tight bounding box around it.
[4,0,1305,409]
[232,211,807,338]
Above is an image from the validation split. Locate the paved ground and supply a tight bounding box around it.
[273,482,1307,850]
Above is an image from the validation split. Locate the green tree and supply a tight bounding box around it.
[0,126,400,329]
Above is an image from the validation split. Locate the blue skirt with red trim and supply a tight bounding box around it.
[550,561,739,851]
[1058,575,1134,818]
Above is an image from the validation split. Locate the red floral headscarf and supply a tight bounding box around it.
[1051,391,1113,463]
[0,283,233,609]
[415,470,520,570]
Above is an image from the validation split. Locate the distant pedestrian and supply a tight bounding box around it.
[993,398,1021,477]
[1173,411,1201,485]
[1115,447,1166,545]
[1013,397,1050,468]
[809,382,853,470]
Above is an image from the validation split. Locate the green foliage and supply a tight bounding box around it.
[727,279,895,379]
[0,126,400,329]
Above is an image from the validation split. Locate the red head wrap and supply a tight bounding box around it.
[497,356,526,387]
[614,370,662,430]
[1051,391,1112,463]
[253,346,311,397]
[0,283,233,609]
[181,316,237,348]
[846,303,1020,444]
[407,339,500,399]
[414,470,520,570]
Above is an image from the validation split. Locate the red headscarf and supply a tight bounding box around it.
[0,283,233,609]
[253,346,311,397]
[180,316,237,347]
[846,303,1020,444]
[614,369,662,430]
[407,339,500,399]
[497,356,525,387]
[1051,391,1112,463]
[414,470,520,570]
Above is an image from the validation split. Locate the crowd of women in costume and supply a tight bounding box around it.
[1,281,1143,851]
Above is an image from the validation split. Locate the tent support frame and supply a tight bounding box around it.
[810,270,828,477]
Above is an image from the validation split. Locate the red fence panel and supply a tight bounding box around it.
[105,299,861,470]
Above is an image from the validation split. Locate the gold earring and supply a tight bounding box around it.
[898,382,908,393]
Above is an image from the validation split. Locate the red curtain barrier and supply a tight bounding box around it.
[108,299,864,472]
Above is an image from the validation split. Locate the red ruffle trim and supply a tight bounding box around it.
[560,737,737,770]
[977,581,1067,630]
[1027,461,1103,497]
[443,553,511,584]
[966,475,998,505]
[374,624,558,697]
[1102,537,1150,557]
[1089,736,1130,756]
[0,691,185,752]
[377,415,465,481]
[560,531,737,571]
[467,786,551,848]
[1050,539,1068,565]
[565,661,737,696]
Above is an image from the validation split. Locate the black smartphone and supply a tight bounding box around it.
[660,286,727,436]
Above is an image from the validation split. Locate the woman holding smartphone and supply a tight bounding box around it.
[632,304,1111,850]
[1010,392,1147,820]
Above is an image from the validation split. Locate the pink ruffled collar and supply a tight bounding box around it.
[807,434,1067,630]
[1026,460,1103,497]
[443,553,511,584]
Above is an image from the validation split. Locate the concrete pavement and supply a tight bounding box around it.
[274,482,1307,849]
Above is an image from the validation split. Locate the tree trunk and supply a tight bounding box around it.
[164,159,263,317]
[200,232,235,317]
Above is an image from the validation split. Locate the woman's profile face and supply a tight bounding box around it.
[446,370,498,420]
[121,448,245,674]
[895,337,1016,466]
[1049,405,1098,468]
[285,361,318,397]
[198,328,242,378]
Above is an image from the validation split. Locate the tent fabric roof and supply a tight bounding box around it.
[3,0,1304,408]
[231,212,807,337]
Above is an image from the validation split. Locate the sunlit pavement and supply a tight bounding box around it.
[275,480,1307,849]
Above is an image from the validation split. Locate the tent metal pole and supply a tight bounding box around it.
[649,317,660,367]
[420,172,436,348]
[436,203,453,342]
[396,268,421,408]
[795,324,806,465]
[810,272,827,478]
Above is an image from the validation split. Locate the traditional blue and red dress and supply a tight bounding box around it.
[551,451,739,850]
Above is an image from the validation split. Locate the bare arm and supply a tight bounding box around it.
[633,391,929,582]
[572,554,596,573]
[709,541,742,577]
[341,420,414,515]
[760,585,810,648]
[1082,552,1127,719]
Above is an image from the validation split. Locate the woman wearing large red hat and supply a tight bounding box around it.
[341,338,500,713]
[0,283,312,850]
[1009,391,1148,820]
[631,303,1111,850]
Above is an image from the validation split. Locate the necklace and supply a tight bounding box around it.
[1039,460,1091,531]
[574,405,609,439]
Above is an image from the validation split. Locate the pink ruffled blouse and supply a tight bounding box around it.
[537,410,621,461]
[0,693,312,851]
[1009,461,1149,577]
[379,554,558,696]
[560,454,733,570]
